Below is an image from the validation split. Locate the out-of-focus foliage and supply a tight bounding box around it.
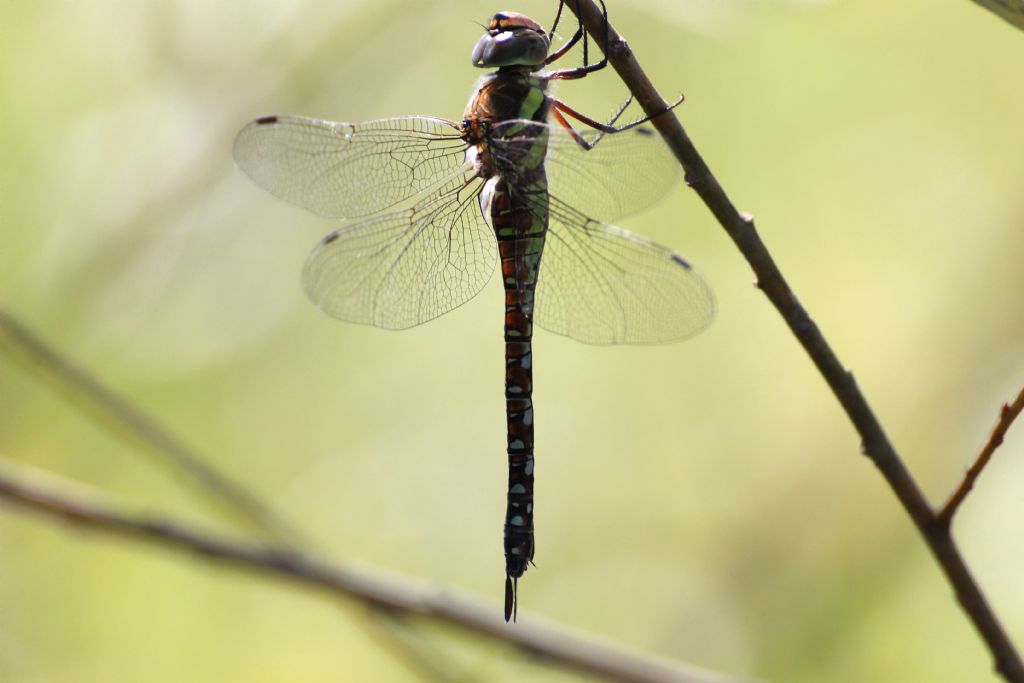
[1,1,1023,681]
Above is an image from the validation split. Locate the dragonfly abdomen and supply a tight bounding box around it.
[486,172,547,621]
[504,332,534,608]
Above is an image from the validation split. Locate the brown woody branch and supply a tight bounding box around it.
[939,386,1024,525]
[0,460,752,683]
[562,1,1024,680]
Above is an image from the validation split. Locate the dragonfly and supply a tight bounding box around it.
[233,2,714,621]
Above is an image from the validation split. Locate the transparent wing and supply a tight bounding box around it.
[534,194,714,345]
[490,120,681,223]
[301,175,496,330]
[233,115,469,219]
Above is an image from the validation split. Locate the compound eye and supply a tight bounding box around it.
[473,12,550,68]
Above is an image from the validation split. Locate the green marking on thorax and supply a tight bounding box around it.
[518,80,545,119]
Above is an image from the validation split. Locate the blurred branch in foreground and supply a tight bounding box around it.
[0,307,495,683]
[970,0,1024,32]
[562,1,1024,681]
[0,307,750,682]
[0,458,753,683]
[0,306,300,545]
[939,386,1024,525]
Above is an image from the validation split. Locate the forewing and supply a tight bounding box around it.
[534,195,714,345]
[233,115,469,219]
[301,175,496,330]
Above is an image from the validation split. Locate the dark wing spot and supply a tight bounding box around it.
[670,253,692,269]
[322,232,341,245]
[254,115,279,125]
[635,127,654,137]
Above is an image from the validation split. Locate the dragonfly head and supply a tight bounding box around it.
[472,12,549,70]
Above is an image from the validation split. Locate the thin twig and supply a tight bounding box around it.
[0,460,752,683]
[939,386,1024,525]
[969,0,1024,32]
[0,306,299,545]
[562,1,1024,680]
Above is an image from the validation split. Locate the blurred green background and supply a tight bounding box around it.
[2,0,1023,681]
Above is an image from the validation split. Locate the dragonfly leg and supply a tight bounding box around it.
[550,107,594,151]
[544,1,583,66]
[545,0,610,79]
[550,94,683,153]
[552,92,679,131]
[554,94,683,133]
[550,100,623,151]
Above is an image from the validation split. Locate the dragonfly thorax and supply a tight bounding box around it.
[471,12,549,69]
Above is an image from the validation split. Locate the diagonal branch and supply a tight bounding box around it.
[939,386,1024,525]
[0,460,753,683]
[561,1,1024,680]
